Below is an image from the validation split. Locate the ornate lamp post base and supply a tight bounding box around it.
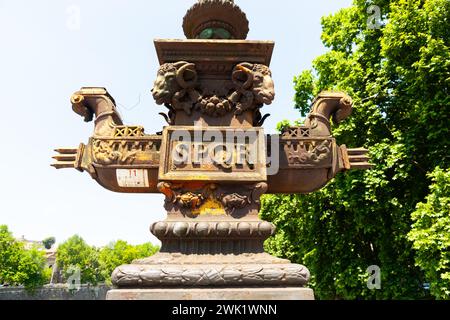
[108,214,313,300]
[52,0,371,301]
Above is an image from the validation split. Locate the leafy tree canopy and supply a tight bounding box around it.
[98,240,159,285]
[0,225,50,290]
[56,235,102,285]
[408,167,450,300]
[261,0,449,299]
[57,235,159,285]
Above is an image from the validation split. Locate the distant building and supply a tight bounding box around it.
[18,236,43,250]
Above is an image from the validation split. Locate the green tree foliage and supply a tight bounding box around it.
[408,168,450,300]
[261,0,449,299]
[42,237,56,250]
[56,235,102,285]
[0,225,50,290]
[98,240,159,285]
[57,235,159,285]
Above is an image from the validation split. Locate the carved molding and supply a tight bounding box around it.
[92,138,161,166]
[284,140,332,166]
[112,263,310,288]
[151,220,275,239]
[134,252,290,265]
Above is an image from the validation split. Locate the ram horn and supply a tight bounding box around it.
[232,63,254,90]
[176,63,198,89]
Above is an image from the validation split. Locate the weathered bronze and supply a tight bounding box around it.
[52,0,371,299]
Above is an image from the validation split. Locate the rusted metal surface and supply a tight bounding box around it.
[52,0,372,291]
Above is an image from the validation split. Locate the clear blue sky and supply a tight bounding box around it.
[0,0,353,247]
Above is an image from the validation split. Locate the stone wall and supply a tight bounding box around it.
[0,284,111,300]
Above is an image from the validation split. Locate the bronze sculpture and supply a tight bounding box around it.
[52,0,370,300]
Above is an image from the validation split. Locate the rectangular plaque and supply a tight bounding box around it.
[159,126,267,182]
[116,169,149,188]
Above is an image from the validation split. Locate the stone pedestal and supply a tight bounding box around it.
[106,287,314,300]
[109,214,313,300]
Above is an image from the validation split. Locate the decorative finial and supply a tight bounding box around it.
[183,0,249,40]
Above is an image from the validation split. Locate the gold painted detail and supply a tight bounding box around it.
[157,182,268,215]
[114,126,145,138]
[92,138,161,166]
[192,198,226,216]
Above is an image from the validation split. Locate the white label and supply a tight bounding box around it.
[116,169,149,188]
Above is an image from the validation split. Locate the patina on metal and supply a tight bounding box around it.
[52,0,371,298]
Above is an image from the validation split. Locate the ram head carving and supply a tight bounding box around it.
[151,61,201,115]
[230,62,275,115]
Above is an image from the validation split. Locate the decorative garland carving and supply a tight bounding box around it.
[152,61,274,117]
[112,263,310,288]
[195,95,232,117]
